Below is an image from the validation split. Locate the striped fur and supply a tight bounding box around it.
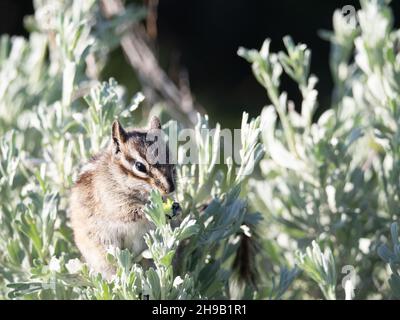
[69,117,175,278]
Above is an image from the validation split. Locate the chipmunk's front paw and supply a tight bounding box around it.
[163,198,181,219]
[171,201,181,218]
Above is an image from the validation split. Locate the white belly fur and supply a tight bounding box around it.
[97,218,154,257]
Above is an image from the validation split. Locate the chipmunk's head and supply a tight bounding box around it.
[110,116,176,197]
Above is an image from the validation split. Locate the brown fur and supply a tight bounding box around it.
[70,117,175,278]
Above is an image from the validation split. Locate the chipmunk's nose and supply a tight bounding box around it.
[166,177,175,194]
[168,184,175,194]
[159,183,175,196]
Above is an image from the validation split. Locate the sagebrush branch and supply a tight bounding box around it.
[100,0,202,126]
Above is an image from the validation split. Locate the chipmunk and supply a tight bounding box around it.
[69,116,177,279]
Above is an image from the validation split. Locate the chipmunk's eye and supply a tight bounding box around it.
[135,161,147,174]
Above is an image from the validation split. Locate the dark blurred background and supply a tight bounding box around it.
[1,0,399,127]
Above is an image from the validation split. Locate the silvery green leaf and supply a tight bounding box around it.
[176,216,199,241]
[144,190,166,228]
[296,241,337,300]
[146,268,161,300]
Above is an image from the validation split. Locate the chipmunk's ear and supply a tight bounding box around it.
[112,120,127,153]
[149,115,161,130]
